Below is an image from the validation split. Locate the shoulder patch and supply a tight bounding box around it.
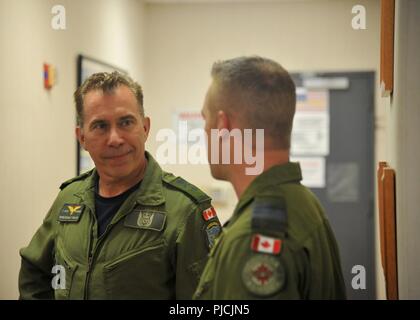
[205,220,222,249]
[242,254,286,297]
[251,196,288,235]
[59,169,94,190]
[162,174,210,204]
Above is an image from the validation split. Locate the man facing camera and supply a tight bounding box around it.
[19,71,221,299]
[194,56,346,299]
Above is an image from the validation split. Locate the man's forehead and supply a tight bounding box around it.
[82,88,140,122]
[84,86,136,105]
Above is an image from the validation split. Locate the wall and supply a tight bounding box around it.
[144,0,385,298]
[0,0,145,299]
[385,0,420,299]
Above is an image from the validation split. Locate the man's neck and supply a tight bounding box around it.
[229,149,289,199]
[98,160,147,198]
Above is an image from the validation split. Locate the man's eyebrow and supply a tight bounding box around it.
[119,115,137,121]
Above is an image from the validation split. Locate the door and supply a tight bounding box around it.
[291,72,375,300]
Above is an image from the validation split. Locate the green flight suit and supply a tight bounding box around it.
[193,162,346,300]
[19,152,221,299]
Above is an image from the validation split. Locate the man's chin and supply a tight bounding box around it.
[209,165,227,181]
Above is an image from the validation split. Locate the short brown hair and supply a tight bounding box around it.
[74,71,144,126]
[211,56,296,149]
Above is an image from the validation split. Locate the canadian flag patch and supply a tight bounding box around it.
[251,234,282,255]
[202,206,217,221]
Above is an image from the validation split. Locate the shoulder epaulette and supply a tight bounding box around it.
[59,169,94,190]
[251,196,288,235]
[162,173,210,204]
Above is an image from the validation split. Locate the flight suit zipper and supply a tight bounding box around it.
[83,200,139,299]
[84,218,95,300]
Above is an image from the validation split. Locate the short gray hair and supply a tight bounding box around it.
[74,71,144,126]
[211,56,296,149]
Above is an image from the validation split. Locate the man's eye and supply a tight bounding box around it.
[92,123,107,130]
[120,119,134,127]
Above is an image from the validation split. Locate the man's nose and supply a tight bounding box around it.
[107,127,125,147]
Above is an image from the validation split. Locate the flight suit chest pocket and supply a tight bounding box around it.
[103,239,168,299]
[53,241,78,300]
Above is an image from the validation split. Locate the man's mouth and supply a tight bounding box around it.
[104,150,132,160]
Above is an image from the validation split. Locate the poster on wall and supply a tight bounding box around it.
[290,156,326,188]
[172,110,205,146]
[290,88,330,188]
[76,55,127,175]
[291,88,330,156]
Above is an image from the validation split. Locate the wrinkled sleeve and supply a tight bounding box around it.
[19,203,58,300]
[302,220,347,299]
[175,202,221,299]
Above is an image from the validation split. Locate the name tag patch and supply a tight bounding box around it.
[58,204,84,222]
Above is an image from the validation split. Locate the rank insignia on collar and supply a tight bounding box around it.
[251,234,282,255]
[58,204,84,222]
[202,206,217,221]
[242,254,286,297]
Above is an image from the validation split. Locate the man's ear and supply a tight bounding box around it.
[75,126,86,150]
[142,116,151,140]
[216,110,231,131]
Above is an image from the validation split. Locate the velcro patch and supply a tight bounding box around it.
[252,197,288,234]
[205,221,221,249]
[251,234,282,255]
[242,254,286,297]
[58,204,84,222]
[124,209,166,231]
[202,206,217,221]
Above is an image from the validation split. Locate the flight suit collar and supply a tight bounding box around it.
[73,151,166,208]
[230,162,302,223]
[133,151,165,206]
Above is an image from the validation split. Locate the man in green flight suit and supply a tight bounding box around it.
[19,71,221,299]
[194,56,346,300]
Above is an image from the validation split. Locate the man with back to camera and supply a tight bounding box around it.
[19,71,221,299]
[194,56,346,299]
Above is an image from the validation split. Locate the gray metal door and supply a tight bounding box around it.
[291,72,375,300]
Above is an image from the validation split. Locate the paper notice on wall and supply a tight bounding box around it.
[291,88,330,156]
[291,156,326,188]
[172,110,205,145]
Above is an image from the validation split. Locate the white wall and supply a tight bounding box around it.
[385,0,420,299]
[0,0,145,299]
[144,0,385,298]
